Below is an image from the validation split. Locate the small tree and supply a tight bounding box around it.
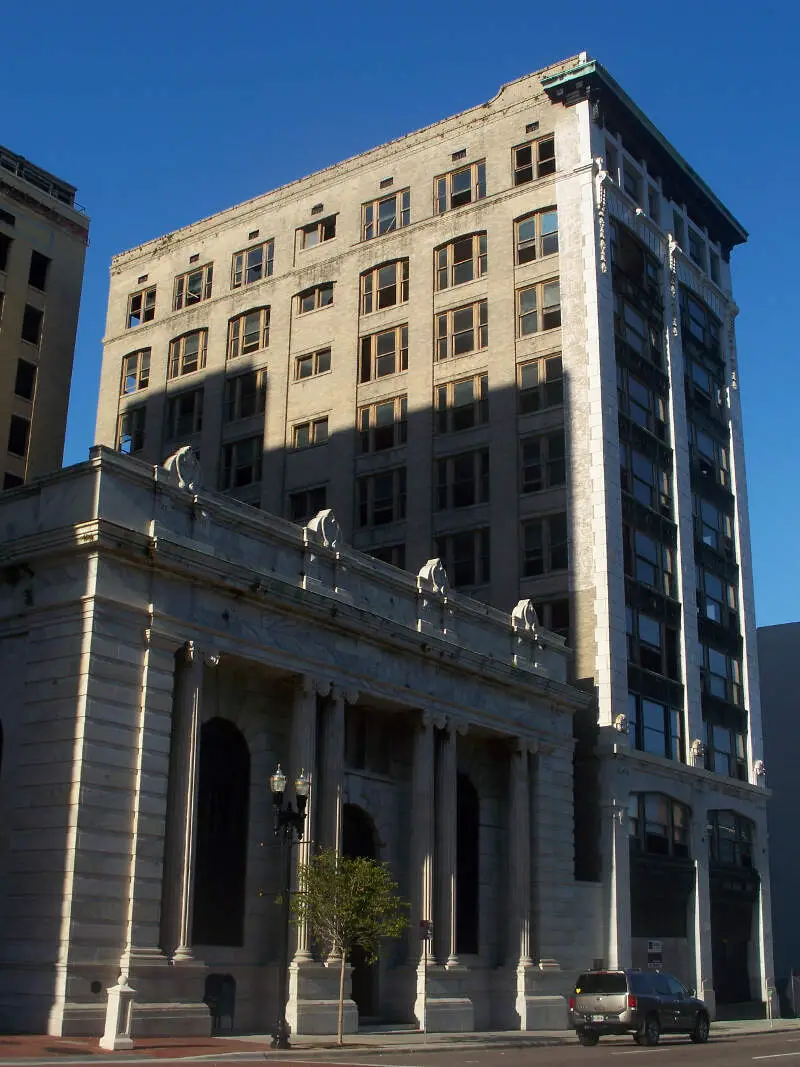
[291,849,408,1045]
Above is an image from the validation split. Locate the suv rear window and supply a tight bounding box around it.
[575,972,628,994]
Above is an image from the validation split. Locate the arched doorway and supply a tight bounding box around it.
[192,718,251,946]
[342,804,378,1021]
[457,774,479,955]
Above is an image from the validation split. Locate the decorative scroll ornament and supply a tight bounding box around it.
[512,598,540,635]
[417,558,449,596]
[668,237,680,338]
[594,158,609,274]
[306,508,342,550]
[163,445,202,492]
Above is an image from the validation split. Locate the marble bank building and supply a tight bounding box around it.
[0,52,775,1035]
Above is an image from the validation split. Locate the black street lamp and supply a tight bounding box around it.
[269,764,310,1050]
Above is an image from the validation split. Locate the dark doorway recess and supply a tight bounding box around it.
[192,718,250,946]
[342,803,378,1020]
[457,773,479,955]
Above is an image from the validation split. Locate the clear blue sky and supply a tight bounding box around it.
[4,0,797,626]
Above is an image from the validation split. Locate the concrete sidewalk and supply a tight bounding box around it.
[0,1019,798,1062]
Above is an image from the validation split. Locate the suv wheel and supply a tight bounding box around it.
[690,1012,710,1044]
[640,1015,660,1046]
[577,1029,600,1046]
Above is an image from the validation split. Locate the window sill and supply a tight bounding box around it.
[294,368,333,384]
[296,303,334,319]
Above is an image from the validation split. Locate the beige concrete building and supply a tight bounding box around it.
[0,144,89,487]
[94,53,773,1018]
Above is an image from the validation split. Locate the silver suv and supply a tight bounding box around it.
[569,969,711,1046]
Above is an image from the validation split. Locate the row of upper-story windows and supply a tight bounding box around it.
[123,206,560,331]
[0,230,52,291]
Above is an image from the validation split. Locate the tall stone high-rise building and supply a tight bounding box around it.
[0,144,89,486]
[95,53,773,1016]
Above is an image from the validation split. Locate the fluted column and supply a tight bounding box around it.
[508,739,532,967]
[290,674,324,962]
[160,641,213,960]
[435,722,459,968]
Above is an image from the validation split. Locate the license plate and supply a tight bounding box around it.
[591,1015,604,1023]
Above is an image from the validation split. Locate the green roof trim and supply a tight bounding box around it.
[542,60,747,250]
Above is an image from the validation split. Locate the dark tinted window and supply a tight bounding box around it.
[628,972,657,995]
[665,975,686,997]
[575,972,627,995]
[652,973,672,995]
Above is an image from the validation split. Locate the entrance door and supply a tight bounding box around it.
[342,804,379,1022]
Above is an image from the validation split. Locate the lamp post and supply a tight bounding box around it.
[269,764,310,1050]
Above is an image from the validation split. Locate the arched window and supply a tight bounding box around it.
[457,773,479,954]
[192,719,250,946]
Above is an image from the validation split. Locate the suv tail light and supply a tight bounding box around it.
[569,996,575,1010]
[628,994,638,1009]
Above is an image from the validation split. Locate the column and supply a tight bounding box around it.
[508,739,532,968]
[290,674,323,962]
[753,808,777,1012]
[435,722,458,968]
[320,687,353,854]
[410,713,435,965]
[159,641,205,961]
[690,802,715,1015]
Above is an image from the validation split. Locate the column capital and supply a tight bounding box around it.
[301,674,331,698]
[331,684,359,706]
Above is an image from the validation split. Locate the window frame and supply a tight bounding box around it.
[521,513,568,577]
[434,160,486,215]
[227,306,270,360]
[515,208,559,264]
[620,443,671,515]
[435,299,488,361]
[126,287,156,329]
[518,354,563,414]
[120,348,151,396]
[299,215,336,250]
[517,279,561,336]
[701,643,743,706]
[168,329,208,380]
[7,414,31,458]
[434,448,490,511]
[627,693,684,762]
[117,405,146,455]
[360,259,409,315]
[520,430,566,494]
[220,434,263,491]
[617,365,667,440]
[357,467,407,527]
[359,395,407,453]
[289,484,327,524]
[434,233,487,291]
[173,263,213,311]
[20,304,43,347]
[435,373,488,434]
[224,369,267,423]
[623,524,675,598]
[14,358,37,401]
[165,386,204,440]
[295,347,332,380]
[434,527,491,588]
[362,189,410,241]
[359,324,408,382]
[297,282,334,314]
[512,136,556,185]
[292,416,329,449]
[231,240,274,289]
[628,792,690,858]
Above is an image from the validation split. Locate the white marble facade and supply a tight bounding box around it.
[0,447,592,1037]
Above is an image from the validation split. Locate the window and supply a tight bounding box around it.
[362,189,410,240]
[117,406,146,455]
[28,250,50,291]
[7,415,30,458]
[435,234,487,290]
[3,472,24,490]
[220,436,263,491]
[359,325,408,382]
[298,282,334,313]
[517,280,561,335]
[513,136,555,184]
[520,430,566,493]
[694,495,733,555]
[538,598,570,640]
[436,300,488,361]
[126,287,156,328]
[522,513,568,577]
[295,347,331,379]
[173,263,213,310]
[300,215,336,249]
[165,388,204,439]
[696,566,737,628]
[617,366,667,439]
[688,228,706,269]
[359,395,407,452]
[708,810,753,866]
[627,693,683,761]
[289,484,327,523]
[623,525,675,597]
[518,354,563,414]
[680,289,721,356]
[435,373,488,433]
[614,294,662,365]
[227,306,270,359]
[21,305,43,346]
[434,528,490,588]
[515,209,558,264]
[701,644,743,706]
[434,160,486,214]
[0,233,10,272]
[225,370,267,423]
[686,358,725,417]
[626,607,680,680]
[14,359,37,401]
[691,424,729,487]
[358,468,406,527]
[648,186,661,225]
[435,449,490,510]
[231,240,274,288]
[706,725,747,780]
[168,330,207,379]
[672,209,685,248]
[609,219,662,293]
[628,794,690,858]
[293,416,329,448]
[361,259,409,314]
[605,140,619,182]
[709,250,721,286]
[620,444,671,515]
[622,163,641,204]
[369,543,406,569]
[120,349,151,395]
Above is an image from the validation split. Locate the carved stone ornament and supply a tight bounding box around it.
[183,640,195,663]
[163,445,202,492]
[753,759,766,778]
[417,558,449,596]
[512,598,540,634]
[613,713,628,734]
[306,508,342,550]
[690,738,706,759]
[204,651,220,667]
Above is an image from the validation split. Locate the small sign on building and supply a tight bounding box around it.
[647,939,663,970]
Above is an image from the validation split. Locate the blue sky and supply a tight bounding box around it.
[4,0,797,625]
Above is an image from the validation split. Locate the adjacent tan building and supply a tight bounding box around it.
[0,144,89,487]
[95,53,773,1017]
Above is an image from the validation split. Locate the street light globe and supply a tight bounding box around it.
[270,765,287,796]
[295,769,310,797]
